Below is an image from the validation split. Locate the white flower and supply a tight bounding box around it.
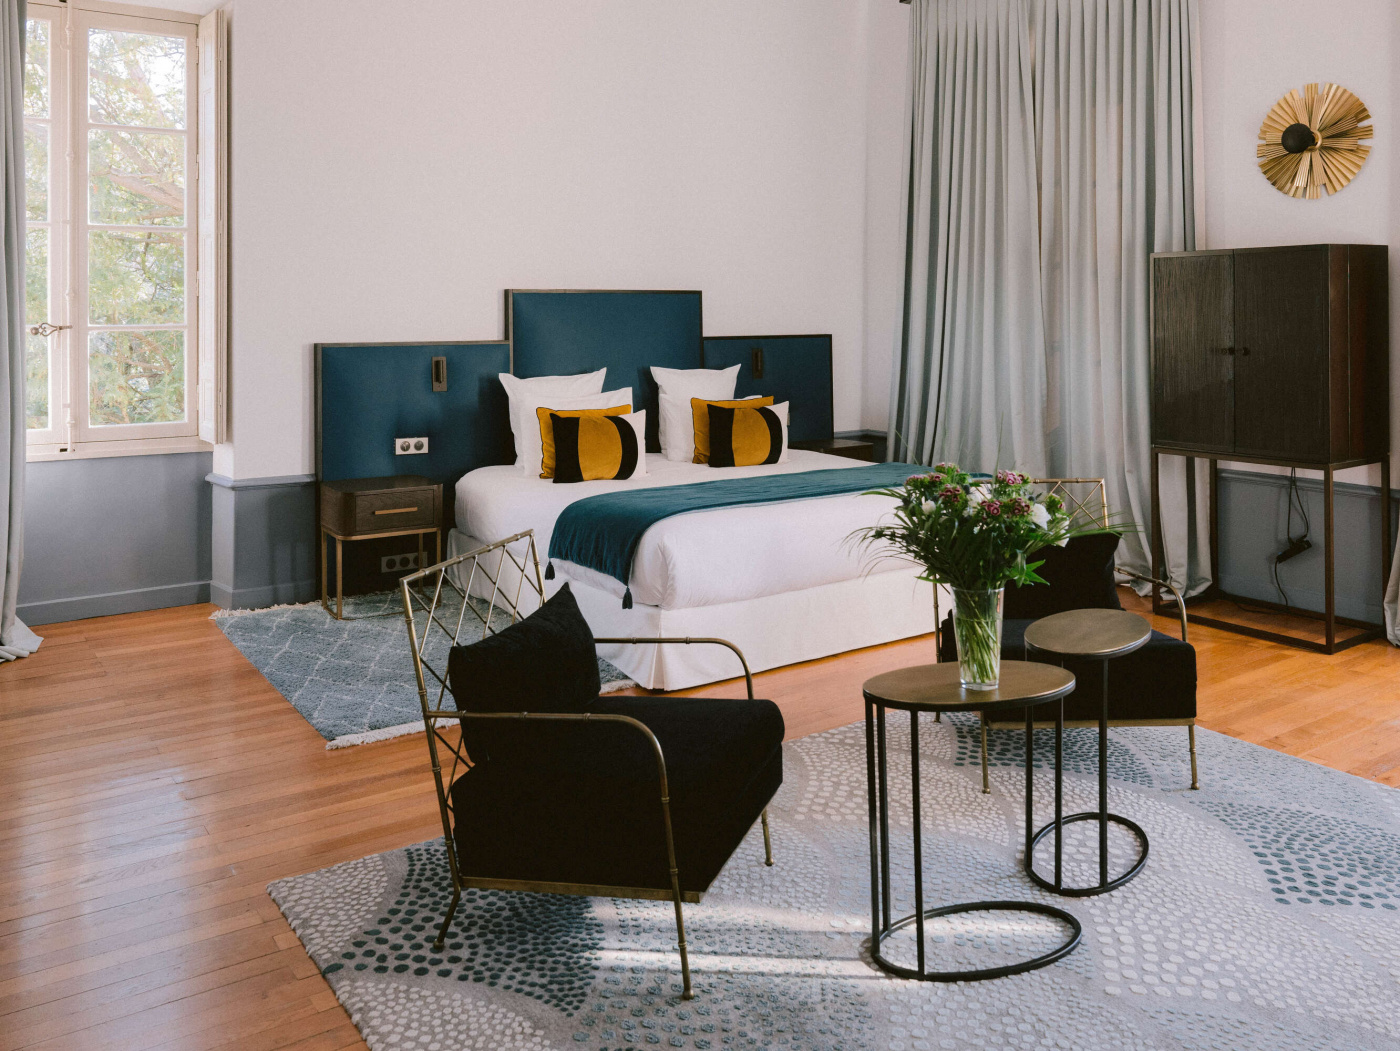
[1029,503,1051,529]
[921,499,936,514]
[1054,535,1069,547]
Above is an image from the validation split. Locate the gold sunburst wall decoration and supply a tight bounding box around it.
[1257,83,1372,198]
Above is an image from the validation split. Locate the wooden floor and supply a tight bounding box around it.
[1,593,1398,1049]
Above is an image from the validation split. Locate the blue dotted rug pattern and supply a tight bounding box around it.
[214,592,633,746]
[270,718,1400,1050]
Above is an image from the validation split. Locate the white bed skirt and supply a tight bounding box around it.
[446,529,940,691]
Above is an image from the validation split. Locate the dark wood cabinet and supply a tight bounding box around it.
[1150,244,1388,466]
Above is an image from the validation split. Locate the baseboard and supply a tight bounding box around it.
[211,579,318,610]
[20,580,212,626]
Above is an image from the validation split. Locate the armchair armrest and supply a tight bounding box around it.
[593,636,755,700]
[1116,569,1188,642]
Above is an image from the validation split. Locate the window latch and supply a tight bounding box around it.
[29,323,71,337]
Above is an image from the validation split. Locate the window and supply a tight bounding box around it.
[26,2,222,460]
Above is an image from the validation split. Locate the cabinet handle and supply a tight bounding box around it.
[374,506,419,515]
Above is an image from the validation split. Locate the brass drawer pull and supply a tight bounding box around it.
[374,506,420,515]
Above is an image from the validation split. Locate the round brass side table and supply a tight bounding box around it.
[863,660,1082,982]
[1023,608,1152,896]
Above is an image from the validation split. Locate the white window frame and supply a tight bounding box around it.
[26,0,226,462]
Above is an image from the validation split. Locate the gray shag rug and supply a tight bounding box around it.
[214,592,634,748]
[269,715,1400,1049]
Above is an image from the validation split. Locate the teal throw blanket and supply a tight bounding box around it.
[547,462,920,606]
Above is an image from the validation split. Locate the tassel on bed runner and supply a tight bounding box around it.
[544,562,555,580]
[622,588,633,609]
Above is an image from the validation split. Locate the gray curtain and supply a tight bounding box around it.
[0,0,37,661]
[890,0,1206,591]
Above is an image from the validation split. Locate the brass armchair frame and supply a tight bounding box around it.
[398,529,772,1001]
[937,479,1199,794]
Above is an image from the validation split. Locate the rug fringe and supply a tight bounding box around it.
[599,678,636,695]
[326,719,440,750]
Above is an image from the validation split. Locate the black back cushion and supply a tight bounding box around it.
[447,583,600,713]
[1004,532,1123,619]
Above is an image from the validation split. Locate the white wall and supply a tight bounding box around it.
[1199,0,1398,487]
[223,0,873,479]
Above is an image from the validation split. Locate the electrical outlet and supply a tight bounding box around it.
[395,436,429,455]
[380,553,421,574]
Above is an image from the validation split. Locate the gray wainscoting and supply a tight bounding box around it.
[1216,468,1398,624]
[208,473,317,609]
[20,452,213,625]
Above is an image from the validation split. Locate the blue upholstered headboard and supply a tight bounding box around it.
[506,290,703,452]
[701,334,834,444]
[315,342,513,502]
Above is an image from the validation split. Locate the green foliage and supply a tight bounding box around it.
[24,19,47,119]
[89,331,184,426]
[25,229,46,429]
[856,463,1112,590]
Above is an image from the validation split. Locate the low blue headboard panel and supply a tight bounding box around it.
[701,334,834,443]
[507,290,703,452]
[316,341,513,500]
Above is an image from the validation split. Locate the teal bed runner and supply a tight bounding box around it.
[547,462,919,606]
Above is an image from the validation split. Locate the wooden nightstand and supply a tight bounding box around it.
[790,437,877,462]
[319,475,443,619]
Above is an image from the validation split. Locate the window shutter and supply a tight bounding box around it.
[197,9,229,444]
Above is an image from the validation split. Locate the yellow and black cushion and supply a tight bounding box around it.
[536,404,631,479]
[551,412,640,483]
[690,396,773,464]
[707,402,784,467]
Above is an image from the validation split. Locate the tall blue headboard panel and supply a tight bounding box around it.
[701,334,834,444]
[506,290,704,452]
[316,341,513,505]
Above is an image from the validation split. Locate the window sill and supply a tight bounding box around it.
[27,437,215,463]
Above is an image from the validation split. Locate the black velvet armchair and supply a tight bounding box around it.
[937,480,1199,792]
[400,531,783,1001]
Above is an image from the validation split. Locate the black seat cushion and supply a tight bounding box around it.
[1004,532,1123,619]
[449,695,784,893]
[446,582,600,713]
[940,616,1196,722]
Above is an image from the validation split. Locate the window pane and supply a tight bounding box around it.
[89,229,184,325]
[88,29,186,130]
[25,228,47,430]
[25,121,46,221]
[25,20,48,119]
[89,330,185,425]
[89,128,184,225]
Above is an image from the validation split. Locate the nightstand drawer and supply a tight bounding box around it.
[352,490,437,533]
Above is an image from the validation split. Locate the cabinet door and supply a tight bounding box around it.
[1233,247,1330,462]
[1151,253,1234,452]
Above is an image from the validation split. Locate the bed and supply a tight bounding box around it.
[448,449,935,690]
[316,290,938,691]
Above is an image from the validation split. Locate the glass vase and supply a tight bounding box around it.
[951,586,1004,691]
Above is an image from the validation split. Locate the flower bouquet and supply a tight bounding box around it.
[858,464,1110,690]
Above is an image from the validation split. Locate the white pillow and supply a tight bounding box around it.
[499,369,607,465]
[616,410,648,479]
[651,364,740,462]
[768,401,790,464]
[520,388,633,477]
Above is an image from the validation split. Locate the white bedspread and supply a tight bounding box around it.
[454,450,906,610]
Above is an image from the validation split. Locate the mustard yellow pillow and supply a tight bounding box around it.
[706,401,787,467]
[551,411,642,483]
[690,396,774,464]
[536,404,631,478]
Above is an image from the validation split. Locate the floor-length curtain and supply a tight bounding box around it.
[891,0,1206,593]
[1033,0,1205,585]
[0,0,39,662]
[888,0,1047,470]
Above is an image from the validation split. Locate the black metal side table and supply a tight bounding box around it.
[863,661,1081,982]
[1023,608,1152,896]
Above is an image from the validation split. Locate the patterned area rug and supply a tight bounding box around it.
[214,592,634,748]
[269,717,1400,1049]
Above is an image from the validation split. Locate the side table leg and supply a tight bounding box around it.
[1055,696,1064,892]
[1100,659,1110,887]
[1024,705,1033,868]
[877,705,891,933]
[865,699,881,950]
[910,710,924,976]
[320,530,328,613]
[335,538,345,621]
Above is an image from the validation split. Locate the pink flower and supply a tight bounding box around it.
[930,473,944,485]
[996,469,1025,485]
[1009,497,1031,516]
[940,485,962,500]
[983,499,1002,516]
